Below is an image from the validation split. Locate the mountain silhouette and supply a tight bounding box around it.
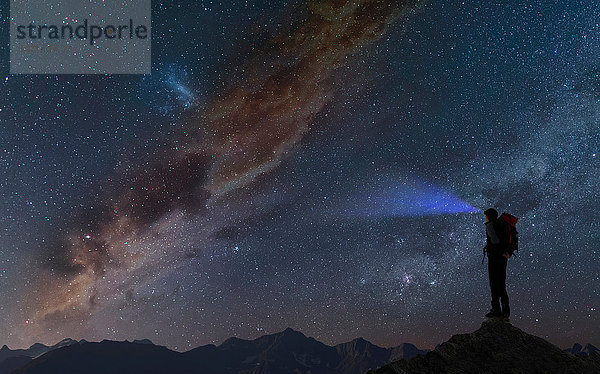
[4,323,598,374]
[0,338,85,374]
[564,343,599,357]
[3,328,427,374]
[367,320,600,374]
[12,340,182,374]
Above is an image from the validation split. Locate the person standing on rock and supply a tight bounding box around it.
[483,208,511,321]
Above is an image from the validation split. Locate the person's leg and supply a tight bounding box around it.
[488,259,501,314]
[499,257,510,317]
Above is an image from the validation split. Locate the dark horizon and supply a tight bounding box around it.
[2,325,597,354]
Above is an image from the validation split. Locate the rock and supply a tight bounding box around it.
[368,320,600,374]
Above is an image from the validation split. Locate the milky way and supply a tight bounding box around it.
[1,0,599,352]
[11,0,426,347]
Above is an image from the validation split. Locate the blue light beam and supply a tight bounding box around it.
[346,176,480,217]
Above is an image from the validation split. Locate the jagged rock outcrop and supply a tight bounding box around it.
[368,320,600,374]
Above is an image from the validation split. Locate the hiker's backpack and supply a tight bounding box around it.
[499,212,519,256]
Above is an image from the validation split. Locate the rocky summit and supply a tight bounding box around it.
[368,320,600,374]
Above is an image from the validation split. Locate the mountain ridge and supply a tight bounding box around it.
[2,325,599,374]
[3,326,596,354]
[1,328,428,374]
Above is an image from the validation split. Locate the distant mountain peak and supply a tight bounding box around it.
[565,342,600,357]
[220,336,244,348]
[274,327,311,344]
[340,336,372,351]
[280,327,304,336]
[133,338,154,345]
[49,338,80,350]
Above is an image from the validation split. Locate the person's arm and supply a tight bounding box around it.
[483,223,491,253]
[486,221,500,244]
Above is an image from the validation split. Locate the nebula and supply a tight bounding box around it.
[20,0,423,344]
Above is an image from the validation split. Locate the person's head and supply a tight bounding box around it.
[484,208,498,222]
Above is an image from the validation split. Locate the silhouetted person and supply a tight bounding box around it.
[483,208,511,320]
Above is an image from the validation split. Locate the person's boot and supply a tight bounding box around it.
[485,309,502,318]
[487,299,502,318]
[501,301,510,321]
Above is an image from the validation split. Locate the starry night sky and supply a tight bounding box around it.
[0,0,599,352]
